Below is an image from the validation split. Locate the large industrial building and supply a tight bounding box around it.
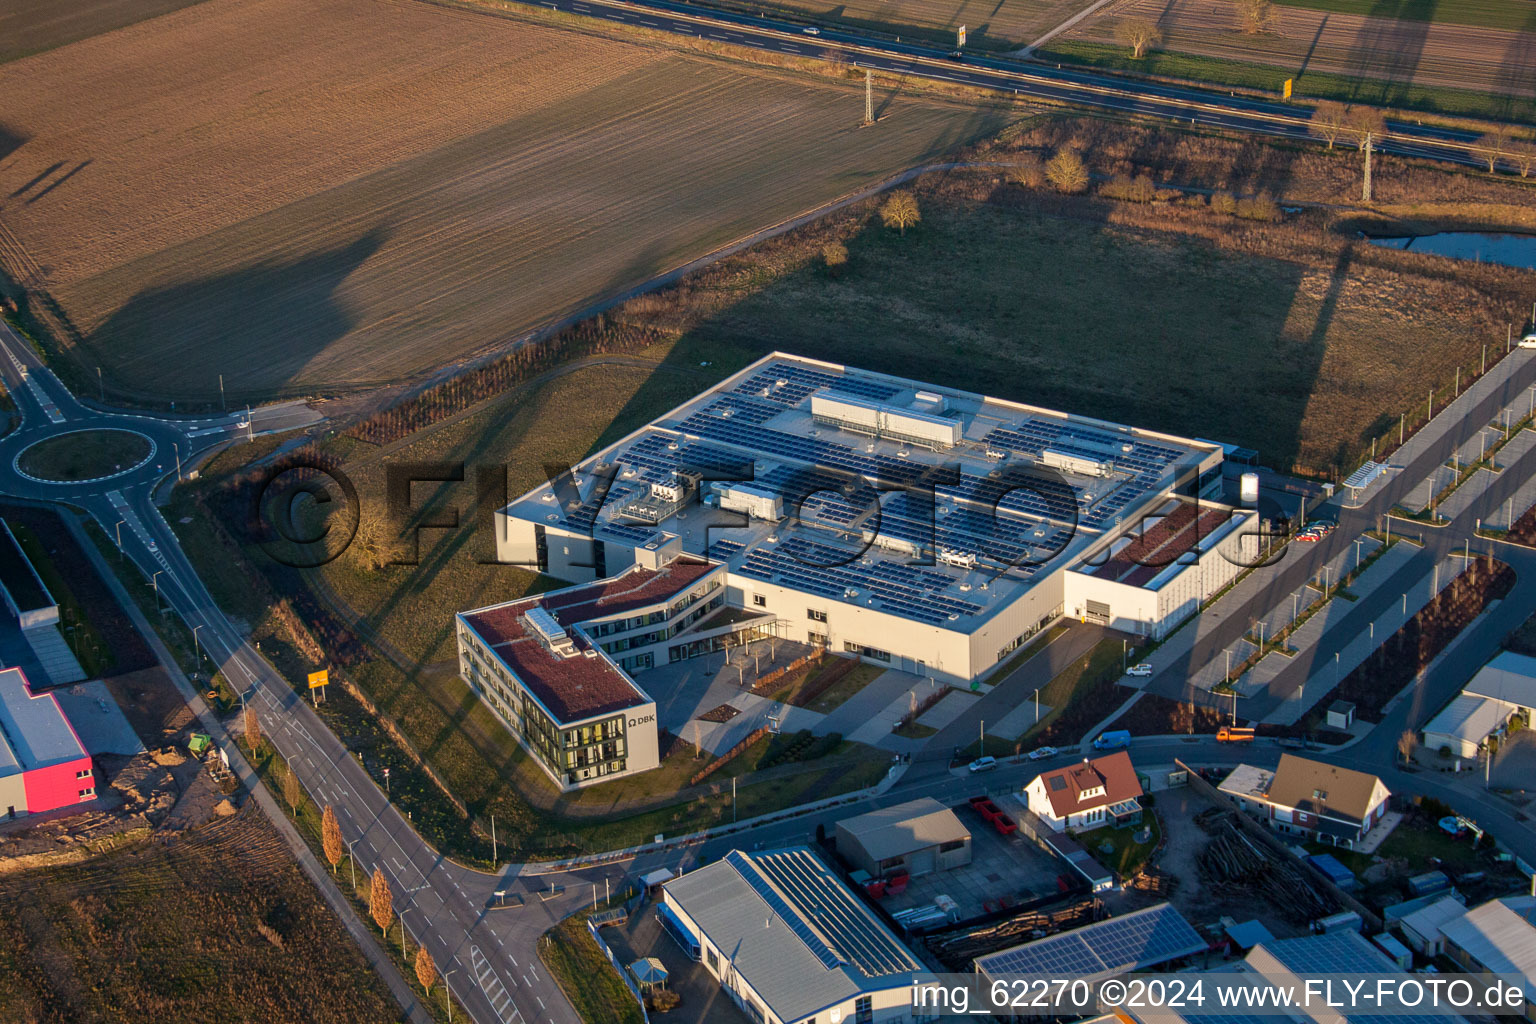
[488,353,1252,686]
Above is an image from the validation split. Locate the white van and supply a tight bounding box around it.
[1520,333,1536,349]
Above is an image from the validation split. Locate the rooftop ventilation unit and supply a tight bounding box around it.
[524,606,578,658]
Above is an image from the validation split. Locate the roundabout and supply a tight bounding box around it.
[14,427,156,484]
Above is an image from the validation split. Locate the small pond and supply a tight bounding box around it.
[1367,231,1536,271]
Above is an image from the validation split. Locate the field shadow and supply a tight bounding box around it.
[606,176,1323,475]
[1493,8,1536,120]
[1340,0,1436,106]
[82,229,385,400]
[0,124,26,167]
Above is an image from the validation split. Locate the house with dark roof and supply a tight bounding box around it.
[1219,755,1389,848]
[661,847,933,1024]
[1024,751,1143,833]
[456,556,728,788]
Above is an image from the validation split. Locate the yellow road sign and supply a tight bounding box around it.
[1283,78,1293,100]
[308,670,329,689]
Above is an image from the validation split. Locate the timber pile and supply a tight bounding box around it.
[1197,821,1335,923]
[927,898,1103,970]
[1126,869,1178,896]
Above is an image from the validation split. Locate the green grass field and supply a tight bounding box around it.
[1274,0,1536,32]
[1037,40,1536,121]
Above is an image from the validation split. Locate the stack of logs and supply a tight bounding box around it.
[927,898,1103,970]
[1197,814,1336,923]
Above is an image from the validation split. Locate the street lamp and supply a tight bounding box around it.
[346,839,358,892]
[399,907,412,958]
[193,624,204,669]
[1033,687,1041,724]
[152,570,165,613]
[113,519,125,555]
[443,969,459,1021]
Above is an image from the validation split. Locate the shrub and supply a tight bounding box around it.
[1236,191,1281,222]
[1010,155,1046,189]
[1101,173,1156,202]
[821,241,848,276]
[1045,149,1090,194]
[1209,190,1237,215]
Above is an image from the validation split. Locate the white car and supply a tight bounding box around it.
[1028,745,1059,761]
[967,755,997,773]
[1125,664,1153,678]
[801,25,820,34]
[1519,332,1536,349]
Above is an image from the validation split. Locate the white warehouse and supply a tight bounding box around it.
[489,353,1252,684]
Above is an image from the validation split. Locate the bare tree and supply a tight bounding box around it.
[370,868,394,937]
[879,191,921,236]
[1513,141,1536,179]
[1236,0,1277,34]
[415,945,438,994]
[1396,730,1417,765]
[1117,18,1161,58]
[1045,148,1090,193]
[244,705,261,752]
[322,804,344,875]
[1478,131,1508,174]
[1312,100,1349,150]
[281,764,304,815]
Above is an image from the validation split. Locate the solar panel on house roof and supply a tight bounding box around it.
[976,904,1205,978]
[741,849,918,978]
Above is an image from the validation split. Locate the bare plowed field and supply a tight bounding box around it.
[0,0,1000,401]
[1069,0,1536,99]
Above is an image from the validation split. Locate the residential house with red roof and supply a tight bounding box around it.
[1024,751,1144,833]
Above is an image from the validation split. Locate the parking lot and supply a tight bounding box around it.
[878,797,1066,924]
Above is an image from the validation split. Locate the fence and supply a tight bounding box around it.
[586,917,650,1023]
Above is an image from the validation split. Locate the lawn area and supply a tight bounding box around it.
[804,661,884,713]
[16,428,151,482]
[540,911,644,1024]
[1022,639,1128,746]
[1078,815,1160,877]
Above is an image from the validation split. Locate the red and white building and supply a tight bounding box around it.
[1024,751,1143,833]
[1219,754,1390,848]
[0,667,93,818]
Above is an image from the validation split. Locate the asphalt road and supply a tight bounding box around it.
[515,0,1509,171]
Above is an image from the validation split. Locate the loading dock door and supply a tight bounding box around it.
[1085,600,1111,624]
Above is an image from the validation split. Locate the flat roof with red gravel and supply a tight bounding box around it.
[1091,503,1229,588]
[462,558,718,724]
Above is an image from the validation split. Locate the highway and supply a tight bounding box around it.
[514,0,1507,171]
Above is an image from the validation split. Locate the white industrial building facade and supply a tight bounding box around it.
[488,353,1254,685]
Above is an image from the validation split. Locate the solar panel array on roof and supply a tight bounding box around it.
[976,904,1205,978]
[621,433,752,484]
[879,492,1068,567]
[676,414,929,488]
[942,470,1081,524]
[736,536,984,625]
[734,363,904,407]
[738,849,918,978]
